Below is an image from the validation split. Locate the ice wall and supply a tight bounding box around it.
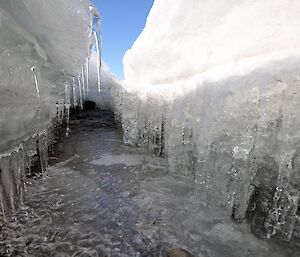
[0,0,101,216]
[114,0,300,241]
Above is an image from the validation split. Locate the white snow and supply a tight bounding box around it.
[124,0,300,86]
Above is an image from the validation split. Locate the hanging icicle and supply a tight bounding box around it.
[78,76,83,109]
[31,66,40,117]
[81,67,86,101]
[86,57,89,94]
[93,30,101,92]
[72,76,77,107]
[64,81,71,136]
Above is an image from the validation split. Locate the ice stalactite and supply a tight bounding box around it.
[0,181,6,219]
[0,156,16,214]
[78,76,83,109]
[93,30,101,92]
[30,66,40,117]
[72,76,78,107]
[0,124,60,218]
[85,57,89,93]
[64,81,71,136]
[56,98,65,127]
[81,67,86,100]
[89,4,102,92]
[37,131,48,173]
[0,146,25,218]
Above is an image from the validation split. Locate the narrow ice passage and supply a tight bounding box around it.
[0,110,296,257]
[1,0,300,256]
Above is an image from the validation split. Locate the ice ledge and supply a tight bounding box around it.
[124,48,300,94]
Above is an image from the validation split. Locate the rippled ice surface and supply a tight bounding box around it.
[0,111,296,257]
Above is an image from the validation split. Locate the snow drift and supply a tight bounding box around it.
[124,0,300,86]
[113,0,300,241]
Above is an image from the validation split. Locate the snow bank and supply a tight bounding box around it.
[114,0,300,241]
[124,0,300,86]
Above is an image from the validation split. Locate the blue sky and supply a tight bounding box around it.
[92,0,154,79]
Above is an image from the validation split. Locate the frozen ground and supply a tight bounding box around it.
[0,111,298,257]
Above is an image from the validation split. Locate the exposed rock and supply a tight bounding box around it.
[166,248,194,257]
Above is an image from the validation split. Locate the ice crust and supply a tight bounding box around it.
[113,0,300,241]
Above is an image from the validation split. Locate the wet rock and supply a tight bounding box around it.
[166,248,194,257]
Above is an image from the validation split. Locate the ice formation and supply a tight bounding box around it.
[0,0,102,216]
[112,0,300,241]
[86,60,115,110]
[1,0,300,247]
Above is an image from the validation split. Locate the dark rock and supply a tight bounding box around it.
[166,248,194,257]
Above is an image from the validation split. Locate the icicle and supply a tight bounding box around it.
[37,132,48,173]
[0,157,15,214]
[86,57,89,94]
[57,99,64,126]
[72,76,78,107]
[56,97,65,126]
[18,151,26,206]
[64,81,71,136]
[93,30,101,92]
[56,102,59,125]
[31,66,40,117]
[66,102,71,136]
[0,183,6,219]
[60,99,65,125]
[0,164,7,219]
[0,146,25,217]
[81,67,86,101]
[10,150,25,208]
[78,76,83,109]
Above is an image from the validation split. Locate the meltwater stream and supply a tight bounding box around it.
[0,111,298,257]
